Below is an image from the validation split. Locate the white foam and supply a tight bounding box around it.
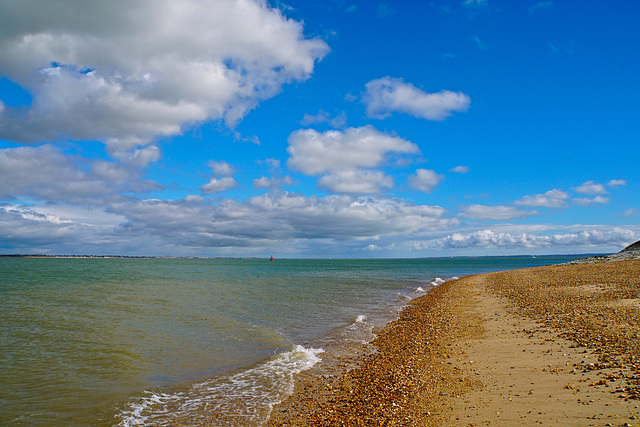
[395,291,412,300]
[118,345,323,426]
[430,277,446,286]
[414,286,425,293]
[355,314,367,323]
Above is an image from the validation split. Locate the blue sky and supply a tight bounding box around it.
[0,0,638,257]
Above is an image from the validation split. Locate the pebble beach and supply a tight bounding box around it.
[267,257,640,426]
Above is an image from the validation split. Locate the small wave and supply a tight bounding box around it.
[342,314,376,344]
[430,277,446,286]
[118,345,323,426]
[414,286,425,293]
[395,292,412,300]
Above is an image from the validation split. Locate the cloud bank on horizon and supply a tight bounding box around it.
[0,0,638,257]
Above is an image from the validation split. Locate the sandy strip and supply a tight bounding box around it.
[267,259,640,426]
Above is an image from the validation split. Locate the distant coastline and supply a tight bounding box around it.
[0,253,609,260]
[0,254,261,259]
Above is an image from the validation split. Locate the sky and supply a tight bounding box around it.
[0,0,639,258]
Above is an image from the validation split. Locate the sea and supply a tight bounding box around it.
[0,255,585,426]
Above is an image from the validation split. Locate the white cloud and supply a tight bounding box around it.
[363,77,471,121]
[318,170,394,194]
[363,242,396,252]
[575,180,608,195]
[201,177,238,194]
[287,126,420,195]
[450,165,470,174]
[622,208,639,217]
[574,196,610,206]
[91,161,134,186]
[0,203,130,253]
[514,189,569,208]
[608,179,627,188]
[0,0,328,152]
[287,126,419,174]
[425,228,638,250]
[409,169,444,193]
[107,145,161,167]
[200,160,237,194]
[300,110,347,128]
[258,158,283,170]
[109,193,453,249]
[209,161,235,177]
[254,177,273,189]
[301,110,330,126]
[0,145,157,204]
[462,204,536,220]
[253,175,294,189]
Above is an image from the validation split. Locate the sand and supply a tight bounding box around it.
[266,259,640,426]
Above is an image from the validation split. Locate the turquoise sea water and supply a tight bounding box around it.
[0,256,584,426]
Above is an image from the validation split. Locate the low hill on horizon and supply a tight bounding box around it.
[620,240,640,253]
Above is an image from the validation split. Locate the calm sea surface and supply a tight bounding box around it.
[0,256,583,426]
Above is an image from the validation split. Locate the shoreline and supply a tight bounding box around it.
[267,259,640,426]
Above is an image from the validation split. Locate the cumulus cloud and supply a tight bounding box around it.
[450,165,470,174]
[0,0,328,153]
[107,145,161,167]
[300,110,347,128]
[109,193,453,249]
[424,228,638,250]
[574,196,610,206]
[287,126,419,174]
[363,77,471,121]
[301,110,329,125]
[608,179,627,188]
[318,170,394,194]
[0,203,130,253]
[209,161,235,177]
[201,177,238,194]
[462,204,536,220]
[575,180,608,195]
[286,126,419,194]
[253,175,294,189]
[0,145,157,204]
[201,160,238,194]
[514,189,569,208]
[409,169,444,193]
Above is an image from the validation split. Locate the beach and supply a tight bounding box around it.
[7,257,572,426]
[267,259,640,426]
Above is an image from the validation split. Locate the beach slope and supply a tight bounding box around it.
[267,259,640,426]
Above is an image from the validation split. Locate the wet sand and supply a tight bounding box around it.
[267,259,640,426]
